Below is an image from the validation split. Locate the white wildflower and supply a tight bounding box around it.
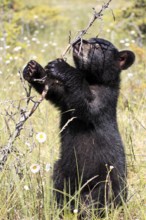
[0,37,5,41]
[73,209,78,214]
[9,81,15,85]
[120,39,125,44]
[24,185,29,191]
[127,73,133,78]
[36,132,47,143]
[131,40,135,43]
[5,60,11,64]
[30,55,37,60]
[13,46,22,52]
[32,37,37,42]
[4,33,8,37]
[30,164,40,173]
[34,30,39,35]
[130,30,136,35]
[125,38,129,42]
[25,142,31,147]
[14,56,18,60]
[43,43,48,47]
[52,42,57,46]
[125,42,130,47]
[106,29,111,33]
[34,15,38,19]
[23,36,28,41]
[6,45,10,49]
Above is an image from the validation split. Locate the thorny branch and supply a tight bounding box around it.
[0,0,113,171]
[62,0,113,58]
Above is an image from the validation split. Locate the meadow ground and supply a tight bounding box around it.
[0,0,146,219]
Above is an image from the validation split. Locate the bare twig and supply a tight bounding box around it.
[62,0,113,58]
[0,78,49,171]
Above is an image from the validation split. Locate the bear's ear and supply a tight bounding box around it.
[119,50,135,70]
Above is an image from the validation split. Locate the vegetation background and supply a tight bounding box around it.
[0,0,145,219]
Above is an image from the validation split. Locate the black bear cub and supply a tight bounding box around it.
[23,38,135,216]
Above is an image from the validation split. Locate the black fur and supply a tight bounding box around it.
[23,38,135,216]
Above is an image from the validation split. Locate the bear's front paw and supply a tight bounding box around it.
[45,58,69,82]
[23,60,40,82]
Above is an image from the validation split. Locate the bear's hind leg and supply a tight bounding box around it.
[79,182,110,218]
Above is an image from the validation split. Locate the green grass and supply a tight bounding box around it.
[0,0,146,219]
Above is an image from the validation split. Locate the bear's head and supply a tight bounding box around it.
[73,38,135,85]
